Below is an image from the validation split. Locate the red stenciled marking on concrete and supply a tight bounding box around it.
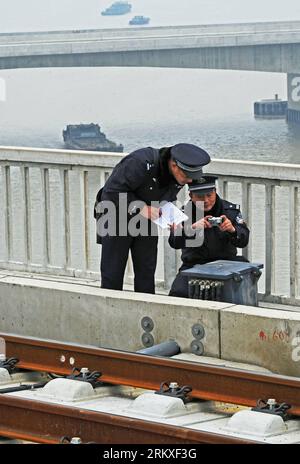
[272,329,290,342]
[259,329,290,342]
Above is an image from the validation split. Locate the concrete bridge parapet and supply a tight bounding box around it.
[0,271,299,377]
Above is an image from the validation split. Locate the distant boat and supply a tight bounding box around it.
[129,15,150,25]
[254,94,287,119]
[62,124,124,152]
[101,1,132,16]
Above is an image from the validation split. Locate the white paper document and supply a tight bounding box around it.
[154,202,188,229]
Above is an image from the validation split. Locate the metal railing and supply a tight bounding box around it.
[0,146,299,305]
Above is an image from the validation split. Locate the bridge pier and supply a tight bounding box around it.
[287,73,300,123]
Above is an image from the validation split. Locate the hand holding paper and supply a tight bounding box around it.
[154,202,188,229]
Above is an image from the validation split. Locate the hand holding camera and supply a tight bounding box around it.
[192,216,212,229]
[215,215,236,233]
[192,215,235,233]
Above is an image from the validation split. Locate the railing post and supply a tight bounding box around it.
[41,168,51,267]
[61,169,71,270]
[4,166,12,262]
[83,170,90,272]
[21,166,32,265]
[162,187,187,291]
[265,184,276,296]
[163,234,177,292]
[217,179,228,200]
[290,186,299,298]
[242,181,252,261]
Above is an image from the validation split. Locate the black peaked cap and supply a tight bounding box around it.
[189,176,218,194]
[170,143,211,180]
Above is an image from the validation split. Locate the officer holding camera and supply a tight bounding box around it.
[169,176,250,298]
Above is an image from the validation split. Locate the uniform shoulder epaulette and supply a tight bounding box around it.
[223,199,240,210]
[146,162,156,171]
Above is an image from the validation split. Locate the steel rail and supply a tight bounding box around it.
[2,332,300,414]
[0,395,260,444]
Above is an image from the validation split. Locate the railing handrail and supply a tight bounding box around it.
[1,146,300,181]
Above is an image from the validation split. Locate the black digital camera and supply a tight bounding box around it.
[207,217,224,227]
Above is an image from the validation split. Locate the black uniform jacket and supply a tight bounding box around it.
[102,147,181,207]
[169,195,250,268]
[95,147,182,240]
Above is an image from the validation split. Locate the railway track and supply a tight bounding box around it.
[0,332,299,444]
[0,395,260,444]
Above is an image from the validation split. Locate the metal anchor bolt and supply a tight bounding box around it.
[169,382,179,390]
[70,437,82,444]
[80,367,89,379]
[267,398,277,410]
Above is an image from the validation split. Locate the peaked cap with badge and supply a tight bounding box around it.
[170,143,211,180]
[188,176,218,195]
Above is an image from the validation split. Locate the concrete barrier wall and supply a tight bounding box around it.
[221,306,300,376]
[0,274,300,376]
[0,274,223,356]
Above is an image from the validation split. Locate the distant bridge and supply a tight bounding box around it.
[1,20,300,118]
[1,21,300,72]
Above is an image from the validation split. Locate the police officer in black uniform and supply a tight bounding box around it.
[169,176,250,298]
[96,143,211,293]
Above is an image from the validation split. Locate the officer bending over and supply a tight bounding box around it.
[96,144,211,293]
[169,176,250,298]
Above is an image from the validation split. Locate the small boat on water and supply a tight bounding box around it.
[62,124,124,152]
[101,1,132,16]
[129,15,150,25]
